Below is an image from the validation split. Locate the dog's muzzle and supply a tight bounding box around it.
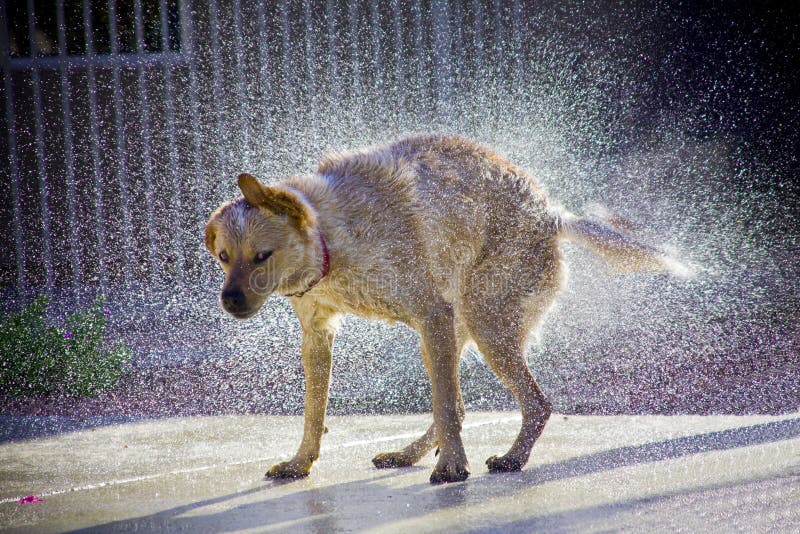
[221,288,255,318]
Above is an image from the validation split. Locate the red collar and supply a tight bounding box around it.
[288,232,330,297]
[318,232,331,280]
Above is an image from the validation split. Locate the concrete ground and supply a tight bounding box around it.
[1,412,798,533]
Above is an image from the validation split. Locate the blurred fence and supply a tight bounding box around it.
[1,0,533,301]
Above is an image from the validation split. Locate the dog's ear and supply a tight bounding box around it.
[238,173,269,207]
[237,173,315,233]
[204,222,217,255]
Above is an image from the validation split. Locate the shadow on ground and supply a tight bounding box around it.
[71,417,800,533]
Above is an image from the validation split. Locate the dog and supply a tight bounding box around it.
[205,135,686,484]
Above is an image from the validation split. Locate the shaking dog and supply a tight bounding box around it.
[205,135,686,484]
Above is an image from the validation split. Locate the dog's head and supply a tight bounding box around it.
[205,173,318,319]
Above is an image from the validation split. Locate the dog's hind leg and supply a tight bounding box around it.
[465,301,552,472]
[372,328,468,469]
[418,301,470,483]
[482,339,551,472]
[462,255,560,472]
[372,423,437,468]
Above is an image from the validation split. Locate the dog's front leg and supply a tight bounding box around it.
[266,313,336,479]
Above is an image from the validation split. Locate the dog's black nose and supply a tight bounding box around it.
[221,288,246,312]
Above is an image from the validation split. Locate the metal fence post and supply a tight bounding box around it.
[181,0,208,281]
[56,0,83,297]
[160,0,184,285]
[27,0,55,296]
[108,0,136,291]
[0,0,25,297]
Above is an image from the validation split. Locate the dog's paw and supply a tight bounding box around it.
[372,451,414,469]
[485,455,523,473]
[429,459,470,484]
[265,460,311,480]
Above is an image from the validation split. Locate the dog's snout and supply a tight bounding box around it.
[221,288,246,312]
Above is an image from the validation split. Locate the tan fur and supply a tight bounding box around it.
[205,135,684,484]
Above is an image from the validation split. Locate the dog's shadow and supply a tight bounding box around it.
[72,417,800,533]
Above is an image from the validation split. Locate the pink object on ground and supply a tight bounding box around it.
[17,494,44,504]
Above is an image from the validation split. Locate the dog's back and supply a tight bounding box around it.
[310,135,559,301]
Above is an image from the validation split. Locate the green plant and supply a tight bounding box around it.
[0,296,131,398]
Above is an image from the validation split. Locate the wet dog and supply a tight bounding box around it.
[205,135,685,484]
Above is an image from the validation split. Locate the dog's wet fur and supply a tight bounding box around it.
[205,135,686,484]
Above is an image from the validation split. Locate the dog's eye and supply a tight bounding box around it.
[254,251,272,264]
[218,251,229,263]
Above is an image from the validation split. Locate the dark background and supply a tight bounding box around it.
[1,0,797,418]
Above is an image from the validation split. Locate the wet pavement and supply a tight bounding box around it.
[1,412,798,532]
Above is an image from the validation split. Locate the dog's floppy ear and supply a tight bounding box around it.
[237,173,315,233]
[204,221,217,255]
[238,173,269,207]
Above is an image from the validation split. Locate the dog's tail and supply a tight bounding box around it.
[553,209,691,277]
